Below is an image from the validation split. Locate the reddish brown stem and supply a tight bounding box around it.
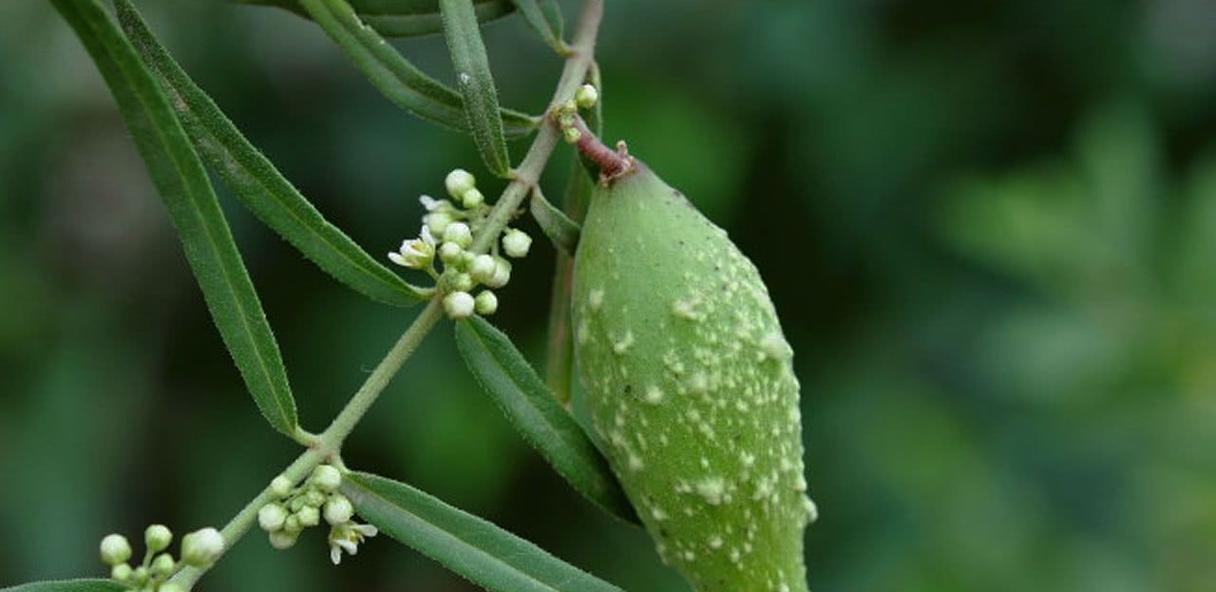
[568,114,634,182]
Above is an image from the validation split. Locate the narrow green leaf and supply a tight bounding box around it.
[297,0,537,138]
[454,317,638,523]
[236,0,517,38]
[1,581,125,592]
[53,0,298,436]
[116,0,428,307]
[529,186,580,255]
[512,0,565,52]
[343,471,624,592]
[439,0,511,176]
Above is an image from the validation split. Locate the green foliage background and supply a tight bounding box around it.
[2,1,1215,590]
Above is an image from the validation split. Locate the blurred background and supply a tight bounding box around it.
[2,0,1215,590]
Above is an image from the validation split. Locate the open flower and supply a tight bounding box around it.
[328,522,378,565]
[388,226,437,269]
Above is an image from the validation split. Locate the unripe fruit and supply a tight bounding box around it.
[573,163,811,592]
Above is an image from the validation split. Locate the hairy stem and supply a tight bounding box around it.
[169,1,605,588]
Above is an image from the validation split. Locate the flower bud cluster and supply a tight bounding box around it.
[387,169,535,320]
[100,524,221,591]
[257,465,378,565]
[556,83,599,144]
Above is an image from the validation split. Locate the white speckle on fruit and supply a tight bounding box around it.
[613,331,634,355]
[695,477,726,505]
[643,385,665,405]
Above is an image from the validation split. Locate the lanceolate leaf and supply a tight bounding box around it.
[439,0,511,176]
[1,580,126,592]
[116,0,428,307]
[512,0,565,52]
[235,0,517,38]
[343,472,624,592]
[530,186,580,255]
[53,0,298,436]
[364,0,514,37]
[297,0,537,138]
[454,317,637,523]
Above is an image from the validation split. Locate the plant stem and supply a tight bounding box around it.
[169,2,604,588]
[319,297,445,446]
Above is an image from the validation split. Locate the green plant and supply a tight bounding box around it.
[3,1,811,591]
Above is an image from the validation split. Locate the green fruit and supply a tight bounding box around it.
[573,163,813,592]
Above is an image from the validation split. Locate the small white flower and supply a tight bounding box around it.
[388,227,437,269]
[328,523,378,565]
[258,503,288,532]
[443,222,474,248]
[310,465,343,493]
[474,290,498,315]
[100,534,132,566]
[468,254,496,283]
[576,83,599,109]
[443,291,475,319]
[445,169,477,200]
[502,229,532,258]
[181,527,224,567]
[324,495,355,526]
[419,194,453,212]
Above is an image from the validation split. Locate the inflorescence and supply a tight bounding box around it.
[99,524,223,591]
[257,464,377,565]
[388,168,534,320]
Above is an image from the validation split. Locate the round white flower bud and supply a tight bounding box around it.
[562,126,582,144]
[270,475,294,498]
[181,527,224,567]
[310,465,342,493]
[502,229,532,258]
[438,241,464,265]
[443,222,474,248]
[450,272,475,293]
[424,211,454,236]
[100,534,132,566]
[269,529,299,550]
[150,553,175,577]
[484,257,511,289]
[297,505,321,528]
[474,291,498,315]
[575,84,599,109]
[303,489,326,508]
[258,503,288,532]
[445,169,477,200]
[158,583,185,592]
[443,291,476,319]
[110,563,132,582]
[131,566,149,585]
[468,254,497,283]
[324,495,355,526]
[461,187,485,208]
[145,524,172,553]
[283,514,303,535]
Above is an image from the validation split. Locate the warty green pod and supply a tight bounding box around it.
[573,159,813,592]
